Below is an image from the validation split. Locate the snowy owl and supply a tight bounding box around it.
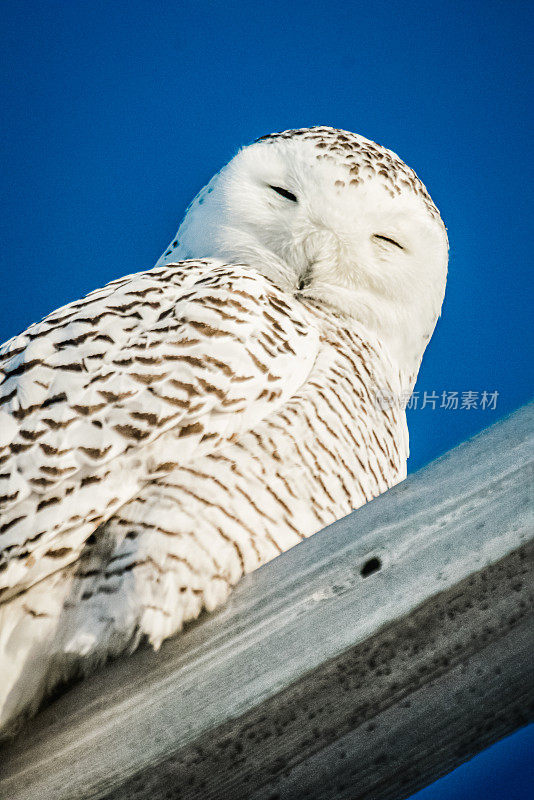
[0,127,448,736]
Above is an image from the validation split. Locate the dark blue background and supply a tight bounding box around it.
[1,2,532,795]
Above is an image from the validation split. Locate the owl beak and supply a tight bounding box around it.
[297,263,314,292]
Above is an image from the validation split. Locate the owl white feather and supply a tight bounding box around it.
[0,127,448,736]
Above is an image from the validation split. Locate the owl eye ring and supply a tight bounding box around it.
[373,234,404,250]
[269,185,298,203]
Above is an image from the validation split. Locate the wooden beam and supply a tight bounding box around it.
[1,403,533,800]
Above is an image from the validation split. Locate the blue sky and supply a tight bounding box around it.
[1,1,532,795]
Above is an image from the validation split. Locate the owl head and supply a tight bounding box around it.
[159,127,448,381]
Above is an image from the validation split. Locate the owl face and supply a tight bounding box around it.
[166,127,449,377]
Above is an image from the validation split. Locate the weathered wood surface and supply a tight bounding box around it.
[1,403,533,800]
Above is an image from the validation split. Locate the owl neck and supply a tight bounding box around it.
[349,289,436,394]
[298,273,440,396]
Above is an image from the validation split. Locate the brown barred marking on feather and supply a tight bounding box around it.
[156,393,189,409]
[18,429,46,441]
[129,373,165,385]
[22,605,50,618]
[178,422,204,438]
[11,392,68,420]
[3,359,46,379]
[71,403,107,416]
[78,445,113,459]
[40,465,76,476]
[41,417,77,429]
[29,477,55,488]
[80,475,104,488]
[97,390,136,402]
[188,320,228,337]
[0,388,17,405]
[44,547,72,559]
[113,424,151,442]
[9,442,33,454]
[134,355,163,366]
[0,516,24,535]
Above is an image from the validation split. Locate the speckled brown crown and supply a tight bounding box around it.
[255,126,440,221]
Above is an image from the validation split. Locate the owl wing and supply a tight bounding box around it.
[0,260,319,603]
